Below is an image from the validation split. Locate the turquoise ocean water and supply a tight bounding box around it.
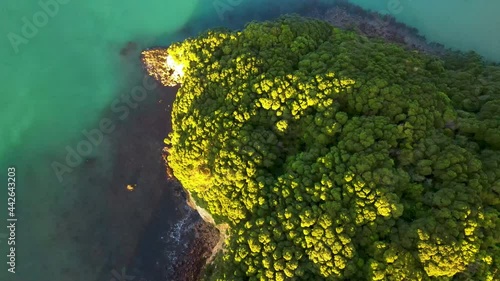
[347,0,500,62]
[0,0,498,280]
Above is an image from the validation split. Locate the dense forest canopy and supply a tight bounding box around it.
[156,15,499,280]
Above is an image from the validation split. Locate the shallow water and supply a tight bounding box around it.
[0,1,200,280]
[347,0,500,62]
[0,0,498,280]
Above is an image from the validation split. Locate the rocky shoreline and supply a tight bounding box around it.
[306,2,449,57]
[97,65,220,281]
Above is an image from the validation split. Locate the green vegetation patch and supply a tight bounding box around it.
[164,16,499,280]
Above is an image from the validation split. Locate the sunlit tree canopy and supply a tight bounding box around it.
[158,15,499,281]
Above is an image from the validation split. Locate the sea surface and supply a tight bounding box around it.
[0,0,498,280]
